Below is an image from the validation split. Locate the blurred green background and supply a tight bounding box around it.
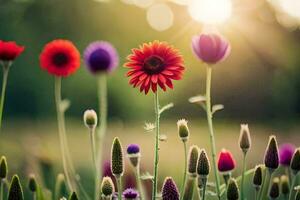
[1,0,300,199]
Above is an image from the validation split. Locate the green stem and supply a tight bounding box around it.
[202,179,207,200]
[96,74,107,200]
[0,180,3,200]
[241,152,247,200]
[289,172,298,200]
[54,77,74,191]
[135,165,145,200]
[180,142,188,200]
[0,64,10,133]
[205,67,221,199]
[89,128,98,200]
[117,177,122,200]
[260,169,272,200]
[152,92,160,200]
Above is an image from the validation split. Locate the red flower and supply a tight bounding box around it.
[0,40,24,61]
[40,40,80,77]
[217,149,236,173]
[125,41,184,94]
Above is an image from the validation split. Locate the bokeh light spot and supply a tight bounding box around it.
[147,3,174,31]
[188,0,232,24]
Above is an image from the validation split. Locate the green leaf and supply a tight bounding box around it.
[189,95,206,104]
[144,122,155,132]
[159,134,167,142]
[140,172,154,181]
[159,103,174,115]
[212,104,224,115]
[60,99,70,112]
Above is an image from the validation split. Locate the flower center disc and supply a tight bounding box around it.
[53,52,69,67]
[143,55,165,74]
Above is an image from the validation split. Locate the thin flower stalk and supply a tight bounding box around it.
[152,92,160,200]
[117,177,122,200]
[89,128,97,180]
[241,152,247,200]
[0,179,3,200]
[135,164,145,200]
[205,67,221,199]
[180,142,188,200]
[0,64,9,132]
[259,169,273,200]
[54,77,74,191]
[96,74,107,200]
[289,173,298,200]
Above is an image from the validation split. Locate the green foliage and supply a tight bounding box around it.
[54,174,68,200]
[182,178,195,200]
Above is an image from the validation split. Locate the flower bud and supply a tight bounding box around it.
[269,177,280,199]
[122,188,139,200]
[197,149,210,177]
[126,144,141,168]
[0,156,8,179]
[111,137,124,177]
[192,32,231,64]
[227,178,239,200]
[280,175,290,196]
[264,136,279,170]
[188,145,199,177]
[28,174,38,192]
[162,177,180,200]
[291,148,300,175]
[68,192,78,200]
[83,109,97,130]
[279,143,295,166]
[101,176,115,197]
[239,124,251,153]
[177,119,189,142]
[8,175,24,200]
[253,165,263,190]
[217,149,236,174]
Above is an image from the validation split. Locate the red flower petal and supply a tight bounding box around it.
[124,41,184,94]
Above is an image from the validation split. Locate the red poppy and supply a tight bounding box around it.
[0,40,24,61]
[125,41,184,94]
[40,39,80,77]
[217,149,236,173]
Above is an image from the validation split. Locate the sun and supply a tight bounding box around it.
[188,0,233,24]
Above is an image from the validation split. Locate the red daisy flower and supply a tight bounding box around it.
[0,40,24,61]
[125,41,184,94]
[40,39,80,77]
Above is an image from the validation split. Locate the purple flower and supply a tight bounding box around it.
[192,32,230,64]
[162,177,180,200]
[84,41,119,74]
[127,144,140,154]
[279,143,296,166]
[122,188,139,199]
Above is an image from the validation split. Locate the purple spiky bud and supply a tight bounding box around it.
[122,188,139,200]
[162,177,180,200]
[127,144,141,168]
